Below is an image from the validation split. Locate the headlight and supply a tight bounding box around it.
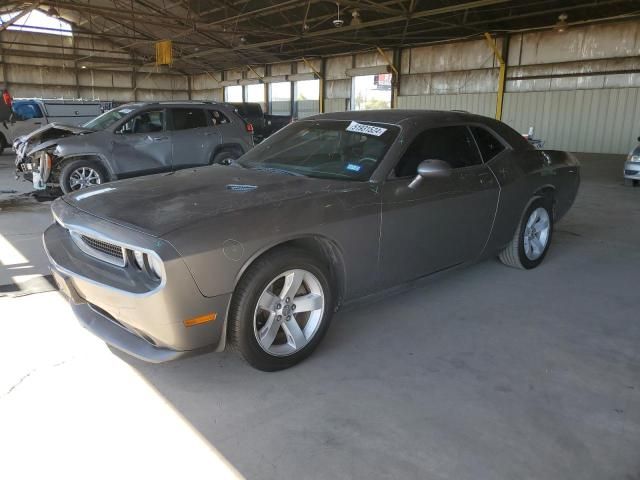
[628,155,640,163]
[132,250,145,270]
[148,254,163,279]
[129,249,163,281]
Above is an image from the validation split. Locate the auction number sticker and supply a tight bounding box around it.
[346,121,387,136]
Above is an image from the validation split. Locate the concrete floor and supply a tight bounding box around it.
[0,152,638,479]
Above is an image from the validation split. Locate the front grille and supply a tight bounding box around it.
[81,235,124,260]
[70,232,126,267]
[625,169,639,176]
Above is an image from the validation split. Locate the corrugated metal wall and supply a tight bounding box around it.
[397,93,497,117]
[324,98,348,113]
[1,30,190,102]
[4,17,640,154]
[503,88,640,153]
[296,100,319,118]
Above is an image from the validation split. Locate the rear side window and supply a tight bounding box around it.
[394,125,482,177]
[207,109,230,125]
[171,108,208,130]
[241,104,262,116]
[13,102,43,120]
[470,126,505,162]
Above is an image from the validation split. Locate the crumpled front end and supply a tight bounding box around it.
[16,149,53,190]
[14,123,92,190]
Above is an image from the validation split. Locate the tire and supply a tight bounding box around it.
[499,197,554,270]
[624,178,638,187]
[0,134,6,155]
[228,247,334,371]
[59,159,107,194]
[212,150,239,166]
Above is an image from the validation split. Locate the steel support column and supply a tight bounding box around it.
[484,32,507,121]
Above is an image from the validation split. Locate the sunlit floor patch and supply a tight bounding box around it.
[0,292,245,479]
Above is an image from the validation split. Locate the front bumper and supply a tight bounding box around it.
[44,201,232,363]
[624,161,640,179]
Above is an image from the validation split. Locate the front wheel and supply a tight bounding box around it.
[499,198,553,269]
[60,159,107,194]
[228,248,334,371]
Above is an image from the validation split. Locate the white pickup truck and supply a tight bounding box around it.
[0,98,102,154]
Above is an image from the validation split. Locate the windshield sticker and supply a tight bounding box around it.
[346,121,387,137]
[346,163,362,172]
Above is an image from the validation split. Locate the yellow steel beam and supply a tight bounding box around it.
[375,46,399,76]
[484,32,506,121]
[246,65,264,79]
[376,46,399,108]
[302,57,324,113]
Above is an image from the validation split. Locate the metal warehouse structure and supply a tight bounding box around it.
[1,0,639,153]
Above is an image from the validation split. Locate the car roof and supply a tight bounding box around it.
[306,109,532,150]
[306,109,493,126]
[119,101,229,109]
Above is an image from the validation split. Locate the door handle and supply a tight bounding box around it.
[204,131,216,136]
[34,121,42,125]
[149,135,168,141]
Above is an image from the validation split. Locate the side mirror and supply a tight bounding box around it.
[408,159,452,189]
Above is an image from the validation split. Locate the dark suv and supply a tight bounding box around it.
[14,101,253,193]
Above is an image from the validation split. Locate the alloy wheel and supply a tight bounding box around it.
[523,207,550,260]
[253,269,325,357]
[69,167,101,190]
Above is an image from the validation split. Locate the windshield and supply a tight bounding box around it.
[237,119,399,181]
[82,106,137,130]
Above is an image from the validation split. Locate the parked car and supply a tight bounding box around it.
[0,88,14,153]
[1,99,103,153]
[44,110,580,371]
[624,136,640,186]
[230,102,292,142]
[14,101,253,193]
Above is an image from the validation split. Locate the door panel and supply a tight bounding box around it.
[380,166,498,286]
[379,125,499,287]
[110,109,172,176]
[170,108,220,168]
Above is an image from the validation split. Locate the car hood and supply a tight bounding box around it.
[63,165,348,237]
[15,122,95,159]
[21,122,93,142]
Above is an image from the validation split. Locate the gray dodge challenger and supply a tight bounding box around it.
[44,110,580,371]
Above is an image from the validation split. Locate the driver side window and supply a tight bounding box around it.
[117,110,164,134]
[394,125,482,178]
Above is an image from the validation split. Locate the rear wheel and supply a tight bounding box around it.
[499,198,553,269]
[212,150,240,166]
[229,248,334,371]
[60,159,107,194]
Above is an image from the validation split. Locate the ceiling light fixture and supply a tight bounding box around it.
[554,13,568,33]
[333,2,344,28]
[351,9,361,27]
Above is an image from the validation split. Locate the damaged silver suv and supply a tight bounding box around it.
[14,101,253,193]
